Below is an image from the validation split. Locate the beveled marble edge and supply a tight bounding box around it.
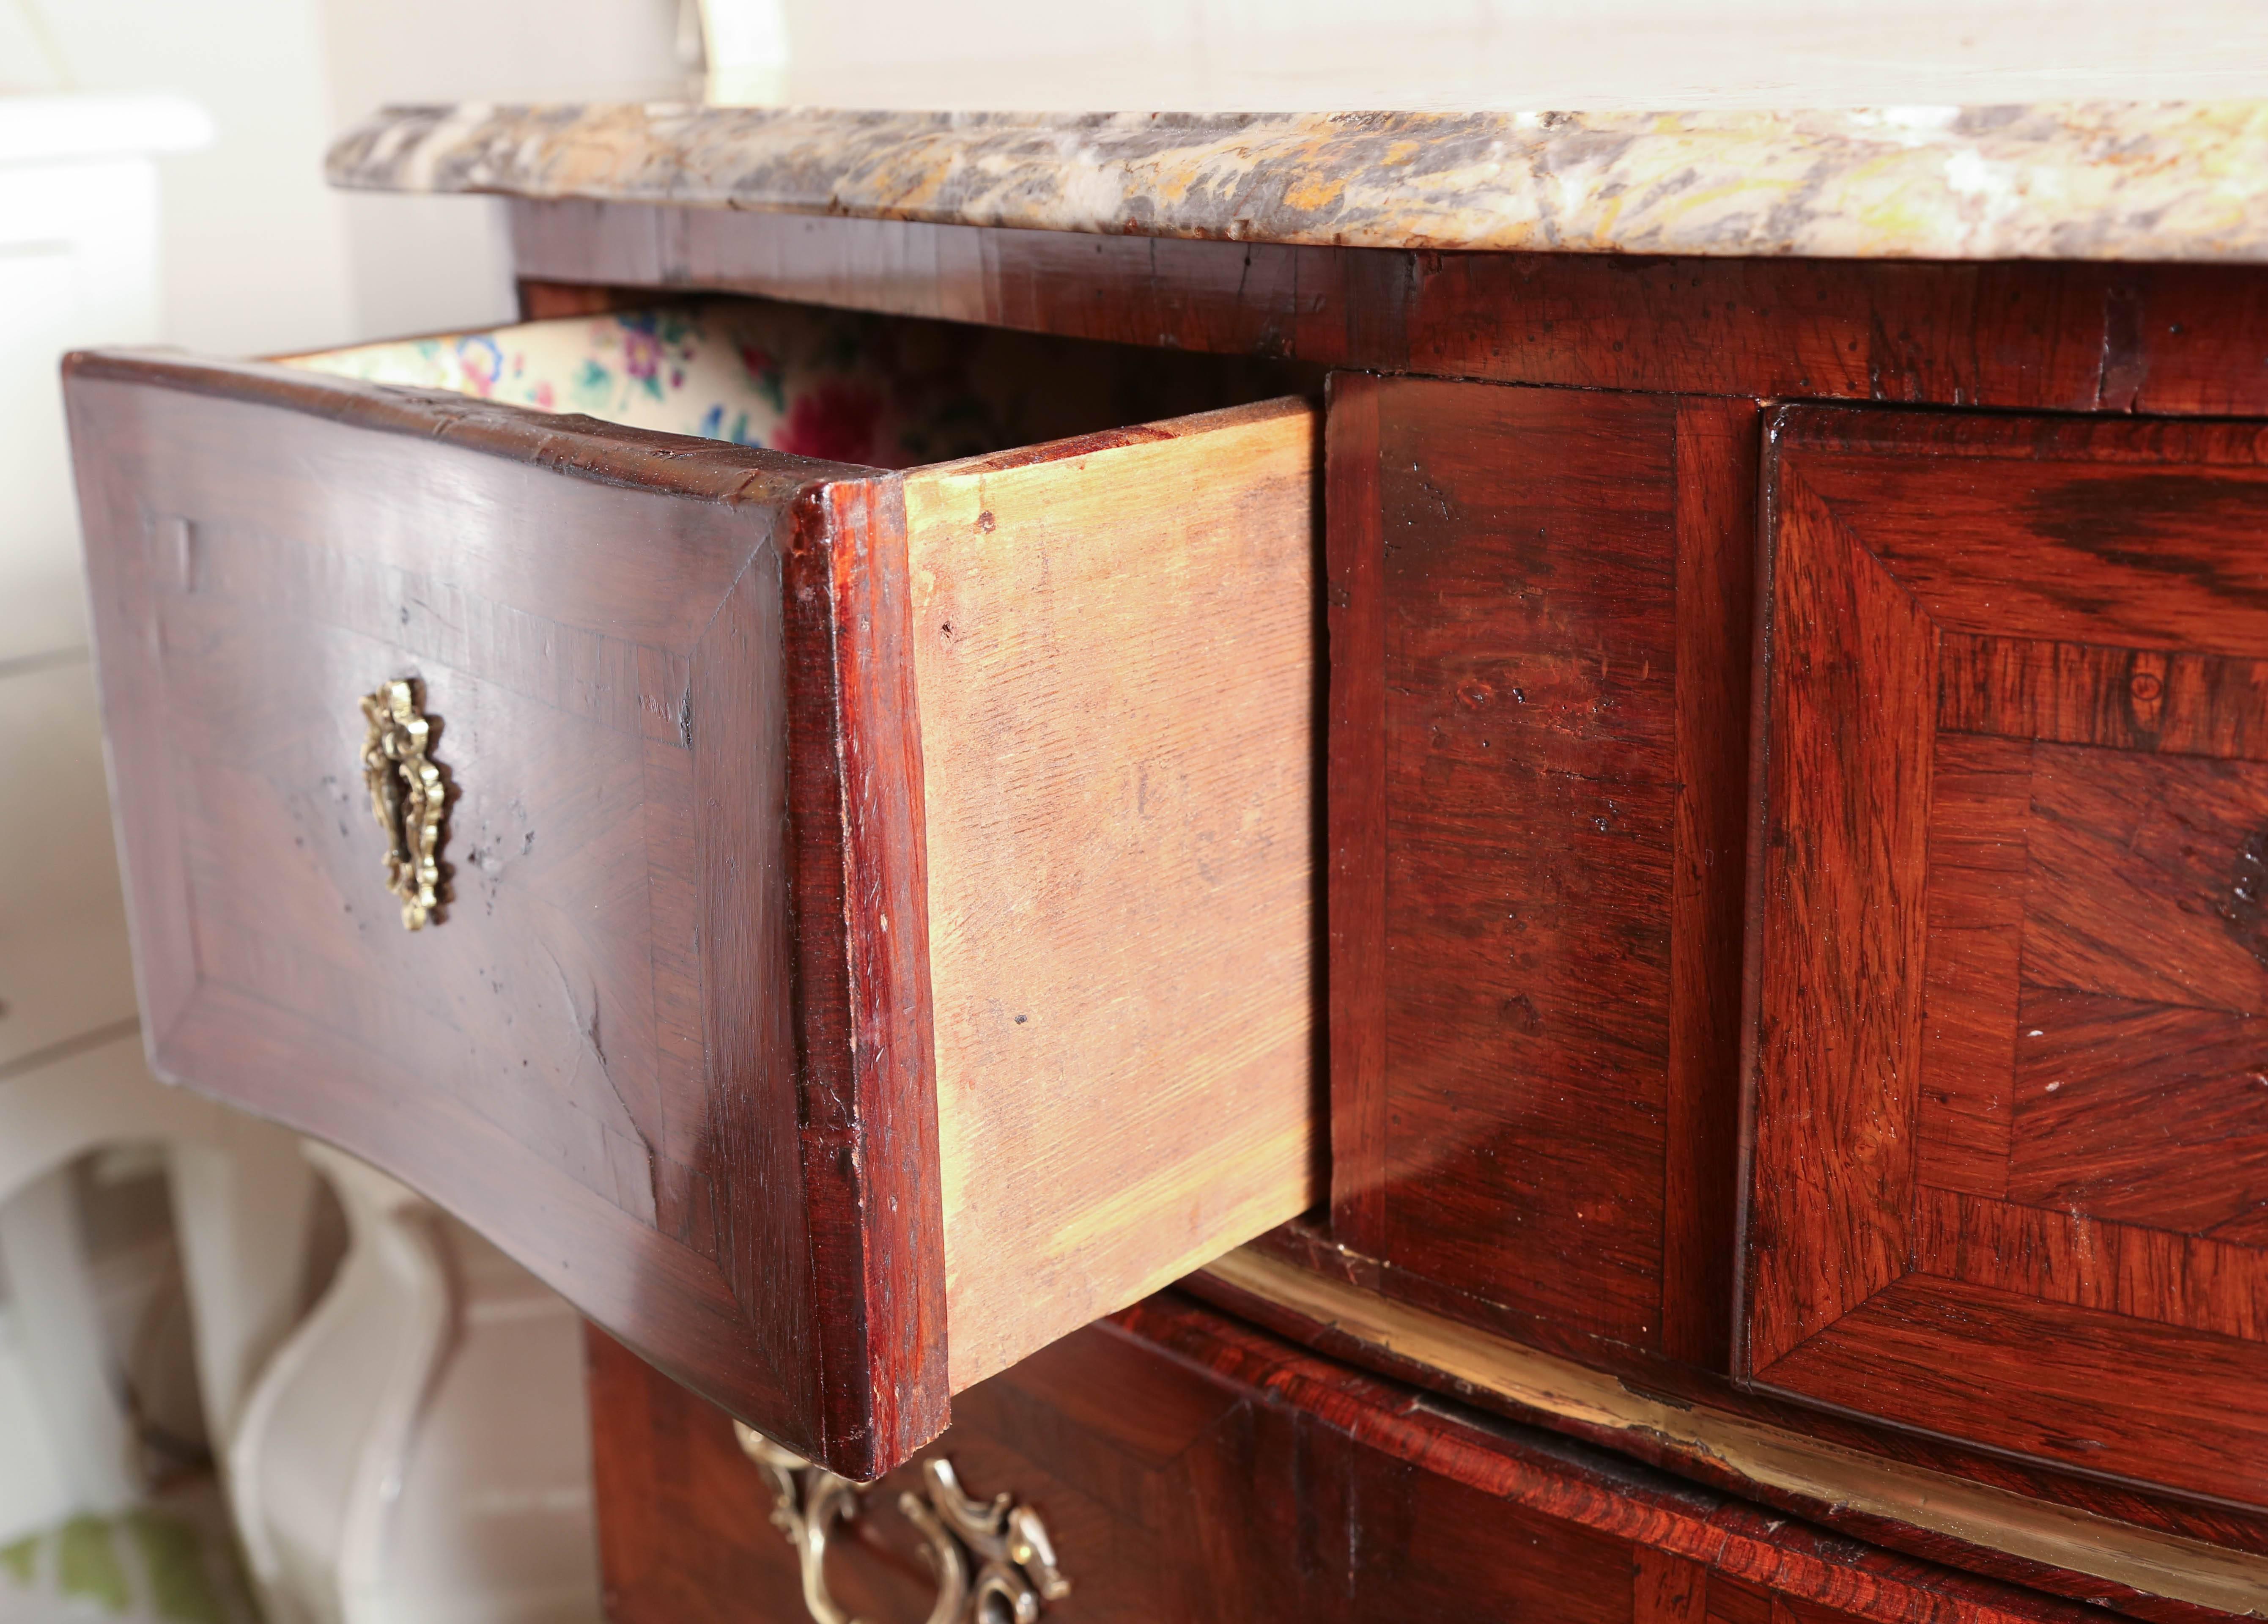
[327,102,2268,262]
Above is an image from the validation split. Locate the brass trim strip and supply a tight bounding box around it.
[1198,1247,2268,1616]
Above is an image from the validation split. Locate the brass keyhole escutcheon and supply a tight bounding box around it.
[359,678,447,930]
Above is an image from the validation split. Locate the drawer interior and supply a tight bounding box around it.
[286,296,1311,469]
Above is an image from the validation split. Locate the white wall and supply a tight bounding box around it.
[4,0,354,354]
[0,0,683,356]
[316,0,686,339]
[0,0,683,1568]
[730,0,2268,110]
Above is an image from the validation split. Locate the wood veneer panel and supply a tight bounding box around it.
[516,200,2268,414]
[590,1293,2101,1624]
[1744,470,1939,1370]
[1763,1277,2268,1502]
[1325,373,1389,1257]
[1916,1188,2268,1342]
[2005,991,2268,1235]
[1668,397,1761,1369]
[1940,635,2268,757]
[901,399,1321,1389]
[1326,374,1756,1362]
[1382,379,1677,1350]
[1913,734,2029,1200]
[1743,403,2268,1512]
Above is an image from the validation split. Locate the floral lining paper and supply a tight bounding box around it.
[285,300,1273,472]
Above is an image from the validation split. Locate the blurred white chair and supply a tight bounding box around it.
[0,88,597,1623]
[0,85,261,1547]
[230,1144,603,1624]
[0,1030,315,1542]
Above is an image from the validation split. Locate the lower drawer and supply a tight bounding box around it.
[66,298,1319,1478]
[587,1295,2090,1624]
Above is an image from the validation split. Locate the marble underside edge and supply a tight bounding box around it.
[327,102,2268,262]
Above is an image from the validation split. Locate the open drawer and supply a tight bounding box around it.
[65,301,1318,1478]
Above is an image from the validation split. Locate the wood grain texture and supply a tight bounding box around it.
[590,1291,2106,1624]
[1668,398,1762,1370]
[1743,403,2268,1512]
[1382,377,1678,1350]
[1763,1277,2268,1503]
[777,476,950,1468]
[514,200,2268,415]
[1326,375,1755,1362]
[1913,734,2030,1200]
[1743,454,1939,1371]
[901,398,1321,1389]
[1916,1188,2268,1343]
[1325,373,1389,1257]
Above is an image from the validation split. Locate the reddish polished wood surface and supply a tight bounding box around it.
[79,182,2268,1593]
[589,1294,2097,1624]
[516,199,2268,416]
[1325,373,1755,1366]
[1192,1238,2259,1624]
[1744,406,2268,1511]
[1317,375,2268,1573]
[65,350,946,1476]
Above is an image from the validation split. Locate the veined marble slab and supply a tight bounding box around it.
[328,103,2268,262]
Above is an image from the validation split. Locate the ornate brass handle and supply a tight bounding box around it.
[734,1423,1070,1624]
[359,678,446,930]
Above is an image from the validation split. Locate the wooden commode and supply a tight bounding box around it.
[66,95,2268,1624]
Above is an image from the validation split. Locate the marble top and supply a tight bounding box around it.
[327,102,2268,263]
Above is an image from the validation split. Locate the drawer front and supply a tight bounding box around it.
[1743,406,2268,1508]
[66,348,1316,1478]
[589,1294,2090,1624]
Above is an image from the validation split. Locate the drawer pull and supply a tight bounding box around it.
[358,678,446,930]
[735,1423,1070,1624]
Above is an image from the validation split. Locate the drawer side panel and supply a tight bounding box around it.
[903,398,1322,1390]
